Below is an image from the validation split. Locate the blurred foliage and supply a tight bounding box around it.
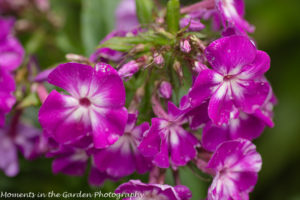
[1,0,300,199]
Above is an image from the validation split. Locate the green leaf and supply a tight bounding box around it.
[98,37,135,52]
[81,0,120,55]
[98,31,172,51]
[135,0,154,25]
[166,0,180,34]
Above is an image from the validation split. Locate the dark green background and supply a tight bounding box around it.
[1,0,299,199]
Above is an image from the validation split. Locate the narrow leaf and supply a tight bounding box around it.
[166,0,180,34]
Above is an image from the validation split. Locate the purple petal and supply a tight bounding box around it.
[0,37,24,71]
[174,185,193,200]
[34,68,55,82]
[186,102,210,130]
[91,107,128,148]
[233,80,271,113]
[88,166,119,186]
[52,151,88,176]
[153,133,170,168]
[138,118,162,157]
[48,63,94,97]
[239,50,271,79]
[0,131,19,176]
[189,69,222,107]
[115,0,139,31]
[205,36,256,74]
[0,17,14,40]
[208,83,239,125]
[38,90,91,144]
[93,141,136,177]
[202,122,230,152]
[170,127,199,166]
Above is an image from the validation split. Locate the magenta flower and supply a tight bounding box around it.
[0,17,24,71]
[139,97,200,168]
[38,62,128,149]
[92,113,152,179]
[189,35,271,126]
[206,139,262,200]
[216,0,254,33]
[0,68,15,127]
[115,180,192,200]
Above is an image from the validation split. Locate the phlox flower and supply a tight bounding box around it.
[189,35,271,126]
[206,139,262,200]
[39,62,128,149]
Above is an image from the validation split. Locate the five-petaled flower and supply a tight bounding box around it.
[189,35,271,126]
[206,139,262,200]
[39,62,128,149]
[138,96,200,168]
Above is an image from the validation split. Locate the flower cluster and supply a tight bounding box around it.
[0,17,24,126]
[0,0,276,199]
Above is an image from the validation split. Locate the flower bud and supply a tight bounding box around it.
[158,81,172,99]
[180,39,191,53]
[118,60,139,80]
[153,52,164,66]
[173,60,183,80]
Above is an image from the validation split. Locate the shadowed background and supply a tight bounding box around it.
[0,0,299,199]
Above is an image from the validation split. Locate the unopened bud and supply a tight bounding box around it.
[180,39,191,53]
[158,81,172,99]
[153,52,164,66]
[118,60,139,80]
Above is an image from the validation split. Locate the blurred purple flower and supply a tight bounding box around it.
[0,122,44,176]
[0,17,24,71]
[115,0,139,32]
[0,68,15,127]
